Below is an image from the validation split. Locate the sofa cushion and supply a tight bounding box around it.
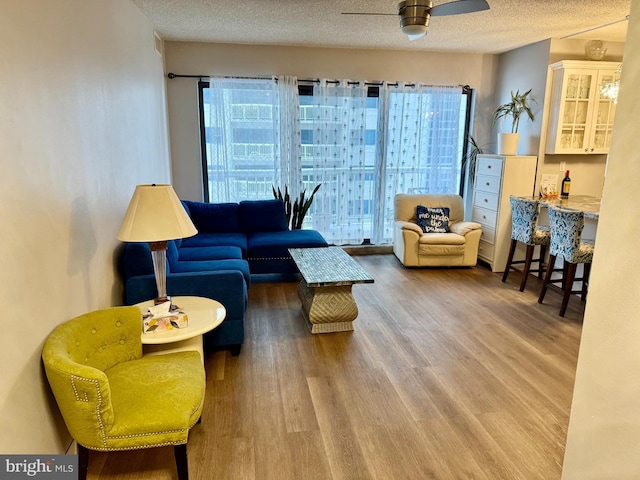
[395,193,464,224]
[247,230,328,259]
[178,245,243,261]
[182,201,240,233]
[239,200,288,234]
[169,259,251,287]
[418,243,466,256]
[419,233,465,245]
[416,206,450,233]
[180,201,191,218]
[180,232,248,256]
[122,242,154,280]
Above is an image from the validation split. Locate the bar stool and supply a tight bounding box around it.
[502,196,551,292]
[538,206,594,317]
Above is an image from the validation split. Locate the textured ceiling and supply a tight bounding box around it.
[131,0,631,54]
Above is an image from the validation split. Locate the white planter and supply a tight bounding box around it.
[498,133,520,155]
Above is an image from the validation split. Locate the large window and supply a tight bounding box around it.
[199,77,471,245]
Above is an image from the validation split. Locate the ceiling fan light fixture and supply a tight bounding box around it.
[398,0,432,37]
[402,23,428,36]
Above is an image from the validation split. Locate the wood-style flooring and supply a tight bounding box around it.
[89,254,584,479]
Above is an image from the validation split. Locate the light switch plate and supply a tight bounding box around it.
[559,161,566,171]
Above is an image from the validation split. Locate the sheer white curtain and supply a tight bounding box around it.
[307,80,370,245]
[205,76,301,202]
[202,77,466,245]
[206,77,280,201]
[274,75,302,195]
[375,83,464,243]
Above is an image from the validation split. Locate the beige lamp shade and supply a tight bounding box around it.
[117,184,197,242]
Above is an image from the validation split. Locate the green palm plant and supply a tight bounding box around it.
[492,89,536,133]
[462,134,483,182]
[272,183,321,230]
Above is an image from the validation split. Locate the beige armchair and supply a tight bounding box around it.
[393,193,482,267]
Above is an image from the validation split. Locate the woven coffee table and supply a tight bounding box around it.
[289,247,374,333]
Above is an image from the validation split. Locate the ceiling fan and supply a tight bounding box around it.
[342,0,490,41]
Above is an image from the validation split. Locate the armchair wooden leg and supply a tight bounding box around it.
[519,245,535,292]
[77,444,89,480]
[174,444,189,480]
[502,239,517,283]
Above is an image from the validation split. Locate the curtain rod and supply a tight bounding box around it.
[167,73,470,92]
[167,73,205,79]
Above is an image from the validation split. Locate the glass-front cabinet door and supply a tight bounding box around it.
[545,60,620,155]
[558,71,593,152]
[591,69,617,154]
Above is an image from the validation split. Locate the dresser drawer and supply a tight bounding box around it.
[478,240,495,261]
[476,157,503,177]
[480,226,496,244]
[475,174,501,195]
[472,206,498,229]
[473,191,499,211]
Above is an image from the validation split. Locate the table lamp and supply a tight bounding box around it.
[117,184,197,304]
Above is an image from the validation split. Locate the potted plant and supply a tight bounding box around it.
[462,134,483,183]
[492,88,536,155]
[272,183,321,230]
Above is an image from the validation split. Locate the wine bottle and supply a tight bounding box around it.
[561,170,571,198]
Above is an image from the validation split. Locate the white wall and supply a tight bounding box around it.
[492,40,551,157]
[0,0,171,453]
[163,41,497,201]
[562,0,640,477]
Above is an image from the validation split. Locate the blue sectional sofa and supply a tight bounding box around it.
[180,199,328,275]
[121,199,327,356]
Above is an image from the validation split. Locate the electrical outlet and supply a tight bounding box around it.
[559,161,566,172]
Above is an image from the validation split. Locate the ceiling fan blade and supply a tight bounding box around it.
[341,12,397,16]
[430,0,490,16]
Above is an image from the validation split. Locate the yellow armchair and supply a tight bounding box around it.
[42,306,205,480]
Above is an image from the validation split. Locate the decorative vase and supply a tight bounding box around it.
[498,133,520,155]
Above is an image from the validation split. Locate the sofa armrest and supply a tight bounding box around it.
[449,221,482,237]
[398,220,423,235]
[124,271,248,320]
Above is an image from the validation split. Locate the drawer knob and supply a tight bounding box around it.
[483,215,486,219]
[484,198,488,202]
[487,165,492,169]
[486,182,490,186]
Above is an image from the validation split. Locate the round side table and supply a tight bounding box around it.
[135,296,226,363]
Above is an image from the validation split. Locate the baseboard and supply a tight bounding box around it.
[341,245,393,256]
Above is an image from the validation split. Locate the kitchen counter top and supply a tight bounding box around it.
[522,195,601,219]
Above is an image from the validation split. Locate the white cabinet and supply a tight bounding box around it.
[545,60,619,155]
[472,154,537,272]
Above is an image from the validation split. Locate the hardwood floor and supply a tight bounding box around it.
[90,255,584,479]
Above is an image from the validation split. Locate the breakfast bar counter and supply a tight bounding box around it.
[519,194,600,240]
[537,195,601,219]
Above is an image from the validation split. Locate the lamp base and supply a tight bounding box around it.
[154,296,171,305]
[149,241,169,306]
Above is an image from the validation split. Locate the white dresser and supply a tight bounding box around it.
[472,154,537,272]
